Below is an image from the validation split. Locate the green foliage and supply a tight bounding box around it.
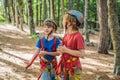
[0,15,6,22]
[1,0,120,30]
[88,0,97,30]
[31,34,40,39]
[89,1,97,20]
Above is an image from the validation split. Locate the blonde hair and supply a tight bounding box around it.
[63,14,78,30]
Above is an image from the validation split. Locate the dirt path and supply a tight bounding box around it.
[0,24,39,80]
[0,23,119,80]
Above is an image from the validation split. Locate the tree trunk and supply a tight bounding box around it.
[36,0,38,26]
[43,0,47,21]
[3,0,7,19]
[48,0,50,18]
[18,0,24,31]
[7,1,11,22]
[28,0,35,34]
[82,0,85,15]
[68,0,72,10]
[108,0,120,75]
[61,0,65,33]
[39,1,42,26]
[108,34,113,50]
[84,0,90,44]
[50,0,55,20]
[15,0,19,28]
[58,0,60,26]
[97,0,109,54]
[95,0,99,31]
[10,0,15,25]
[25,3,29,25]
[61,0,64,16]
[1,1,4,17]
[4,0,11,22]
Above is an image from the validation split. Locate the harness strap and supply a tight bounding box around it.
[52,37,56,51]
[69,56,74,75]
[38,37,57,79]
[40,37,56,51]
[56,55,78,78]
[40,38,44,51]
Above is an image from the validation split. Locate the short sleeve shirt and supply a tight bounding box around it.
[36,36,61,61]
[62,31,84,67]
[62,31,84,50]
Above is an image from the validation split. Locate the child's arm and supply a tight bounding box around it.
[65,48,85,58]
[53,33,64,40]
[40,51,60,56]
[25,48,40,70]
[57,45,85,58]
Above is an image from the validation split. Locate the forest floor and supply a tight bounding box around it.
[0,23,120,80]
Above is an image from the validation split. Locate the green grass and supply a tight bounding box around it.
[0,15,5,22]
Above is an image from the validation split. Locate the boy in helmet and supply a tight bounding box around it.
[56,10,85,80]
[25,18,61,80]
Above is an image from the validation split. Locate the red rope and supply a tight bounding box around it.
[25,53,39,70]
[56,55,75,78]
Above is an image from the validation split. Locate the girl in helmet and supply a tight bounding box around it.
[56,10,85,80]
[25,18,61,80]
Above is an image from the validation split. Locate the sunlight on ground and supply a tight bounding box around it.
[0,48,39,68]
[18,45,32,49]
[84,71,94,75]
[83,64,97,70]
[0,24,23,33]
[3,33,24,39]
[0,24,30,39]
[0,24,30,35]
[85,50,97,54]
[81,50,113,76]
[2,48,32,60]
[0,47,39,80]
[0,51,25,67]
[84,57,112,67]
[90,37,99,44]
[0,61,36,80]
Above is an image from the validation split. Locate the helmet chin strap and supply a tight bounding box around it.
[64,23,68,34]
[46,30,53,41]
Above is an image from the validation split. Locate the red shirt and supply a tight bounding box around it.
[62,31,84,68]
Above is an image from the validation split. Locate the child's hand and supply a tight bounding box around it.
[57,45,67,54]
[24,61,31,71]
[57,51,62,55]
[39,51,47,56]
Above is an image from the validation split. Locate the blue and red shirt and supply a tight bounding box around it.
[36,36,61,61]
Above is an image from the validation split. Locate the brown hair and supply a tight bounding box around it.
[63,14,79,31]
[43,21,56,31]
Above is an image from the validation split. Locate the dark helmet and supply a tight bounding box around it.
[66,10,84,24]
[44,18,57,31]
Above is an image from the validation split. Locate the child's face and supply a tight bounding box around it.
[62,20,72,30]
[43,25,54,35]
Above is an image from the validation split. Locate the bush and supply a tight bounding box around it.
[31,33,40,39]
[0,15,6,22]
